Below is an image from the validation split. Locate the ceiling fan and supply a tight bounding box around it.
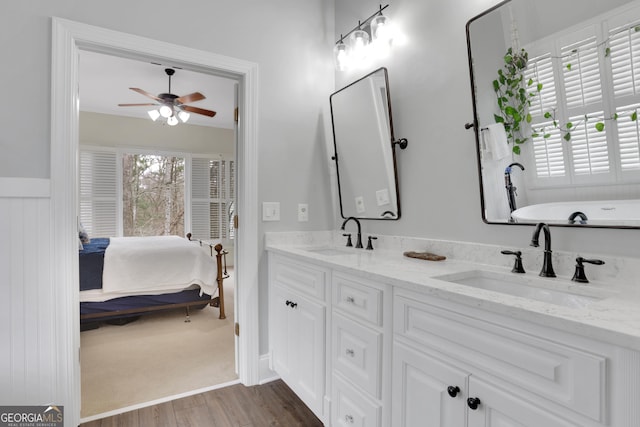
[118,68,216,125]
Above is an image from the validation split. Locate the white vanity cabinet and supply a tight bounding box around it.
[268,253,328,419]
[329,272,390,427]
[392,288,612,427]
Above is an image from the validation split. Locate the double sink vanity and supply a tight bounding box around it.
[266,231,640,427]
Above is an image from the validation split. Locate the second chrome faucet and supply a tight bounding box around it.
[530,222,556,277]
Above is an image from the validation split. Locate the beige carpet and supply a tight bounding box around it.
[80,272,236,418]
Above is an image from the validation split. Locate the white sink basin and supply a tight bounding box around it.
[434,270,606,308]
[303,246,355,256]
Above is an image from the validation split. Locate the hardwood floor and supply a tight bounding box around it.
[80,380,324,427]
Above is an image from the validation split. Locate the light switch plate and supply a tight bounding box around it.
[262,202,280,221]
[376,189,390,206]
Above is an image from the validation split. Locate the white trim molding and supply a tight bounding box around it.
[51,17,260,426]
[0,178,50,198]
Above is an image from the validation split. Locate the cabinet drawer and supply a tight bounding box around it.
[269,254,327,300]
[394,293,606,423]
[333,312,382,398]
[333,272,383,326]
[332,374,381,427]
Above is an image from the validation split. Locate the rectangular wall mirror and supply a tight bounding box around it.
[330,67,402,220]
[467,0,640,228]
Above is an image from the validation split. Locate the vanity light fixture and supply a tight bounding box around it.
[334,4,394,71]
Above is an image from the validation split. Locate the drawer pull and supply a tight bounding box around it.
[344,414,354,423]
[285,300,297,309]
[346,296,355,304]
[447,386,460,398]
[345,348,355,357]
[467,397,481,410]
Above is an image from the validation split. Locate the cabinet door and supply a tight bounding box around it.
[271,285,296,380]
[392,342,467,427]
[466,376,581,427]
[270,284,326,418]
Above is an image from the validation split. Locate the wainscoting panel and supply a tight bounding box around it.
[0,179,56,405]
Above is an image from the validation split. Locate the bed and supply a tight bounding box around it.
[79,233,228,326]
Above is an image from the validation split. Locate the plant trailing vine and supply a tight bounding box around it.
[492,47,538,155]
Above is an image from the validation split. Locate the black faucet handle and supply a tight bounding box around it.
[501,250,525,273]
[366,236,378,250]
[342,233,353,247]
[572,257,605,283]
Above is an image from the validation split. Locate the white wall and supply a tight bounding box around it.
[79,111,235,155]
[333,0,640,260]
[2,1,335,422]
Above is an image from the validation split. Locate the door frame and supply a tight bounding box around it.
[51,17,260,426]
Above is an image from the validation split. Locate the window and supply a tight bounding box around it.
[79,148,234,240]
[523,9,640,186]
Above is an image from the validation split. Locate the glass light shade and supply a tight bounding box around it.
[371,14,392,44]
[178,111,190,123]
[147,109,160,121]
[349,29,370,63]
[159,105,173,118]
[334,41,349,71]
[167,115,179,126]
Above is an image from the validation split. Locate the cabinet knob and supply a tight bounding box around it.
[290,302,298,309]
[346,296,355,304]
[467,397,481,410]
[344,414,354,423]
[285,300,291,306]
[447,386,460,398]
[345,349,355,357]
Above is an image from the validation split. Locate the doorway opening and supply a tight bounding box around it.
[77,49,240,419]
[51,17,260,427]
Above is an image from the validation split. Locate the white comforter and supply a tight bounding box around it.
[80,236,218,302]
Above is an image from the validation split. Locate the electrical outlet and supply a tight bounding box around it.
[355,196,365,213]
[298,203,309,222]
[376,189,390,206]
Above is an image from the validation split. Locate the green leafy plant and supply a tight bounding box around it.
[492,47,538,155]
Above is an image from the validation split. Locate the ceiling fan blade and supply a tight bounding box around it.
[118,103,157,107]
[129,87,162,102]
[176,92,205,104]
[182,105,217,117]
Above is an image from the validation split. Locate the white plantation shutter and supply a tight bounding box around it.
[616,103,640,170]
[191,157,235,240]
[79,150,118,237]
[610,23,640,98]
[526,54,557,117]
[532,122,565,178]
[569,113,610,175]
[562,37,602,109]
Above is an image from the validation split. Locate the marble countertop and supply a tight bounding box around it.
[265,232,640,352]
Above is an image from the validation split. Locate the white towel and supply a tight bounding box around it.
[483,123,511,160]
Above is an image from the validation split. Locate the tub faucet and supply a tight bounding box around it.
[505,162,525,216]
[341,217,363,248]
[530,222,556,277]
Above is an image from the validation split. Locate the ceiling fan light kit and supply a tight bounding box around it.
[118,67,216,126]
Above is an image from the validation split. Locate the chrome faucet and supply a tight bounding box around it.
[341,217,363,248]
[530,222,556,277]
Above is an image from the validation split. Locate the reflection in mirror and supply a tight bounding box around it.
[467,0,640,228]
[330,67,404,220]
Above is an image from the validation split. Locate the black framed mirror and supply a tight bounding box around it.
[467,0,640,228]
[330,67,407,220]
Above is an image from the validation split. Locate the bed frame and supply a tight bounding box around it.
[80,234,229,323]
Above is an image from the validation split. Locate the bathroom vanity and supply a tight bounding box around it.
[266,232,640,427]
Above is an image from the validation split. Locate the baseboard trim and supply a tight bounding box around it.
[258,353,278,385]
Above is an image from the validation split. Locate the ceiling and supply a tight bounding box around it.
[79,50,237,129]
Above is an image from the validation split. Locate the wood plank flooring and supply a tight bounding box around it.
[80,380,324,427]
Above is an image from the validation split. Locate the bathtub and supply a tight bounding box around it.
[511,199,640,226]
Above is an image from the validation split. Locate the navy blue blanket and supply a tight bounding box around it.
[79,238,110,291]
